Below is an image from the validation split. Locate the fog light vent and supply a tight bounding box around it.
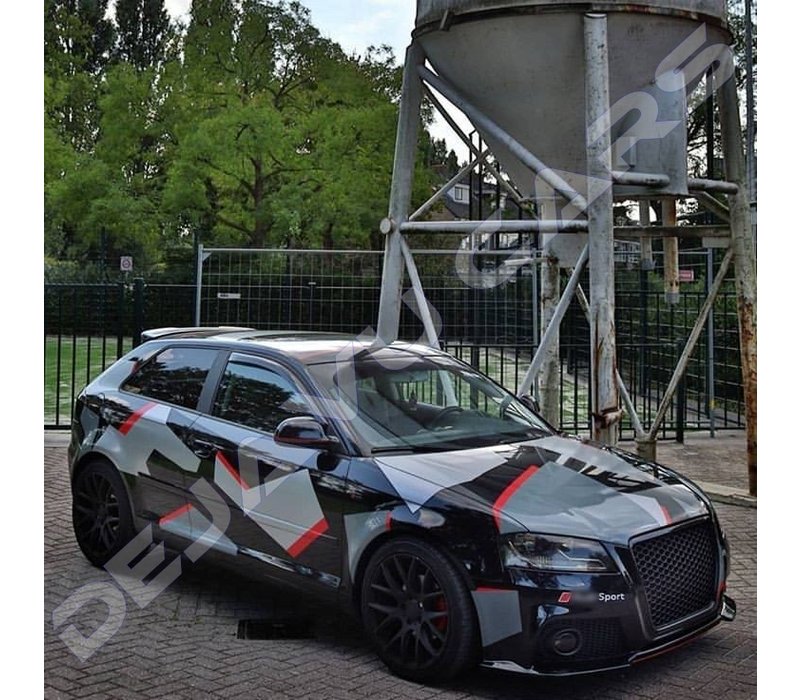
[551,629,581,656]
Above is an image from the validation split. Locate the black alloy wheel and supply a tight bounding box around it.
[361,537,479,682]
[72,460,134,567]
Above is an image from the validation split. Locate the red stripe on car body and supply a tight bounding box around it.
[492,465,540,529]
[287,518,329,558]
[660,505,673,524]
[159,503,193,526]
[119,402,157,435]
[217,451,249,490]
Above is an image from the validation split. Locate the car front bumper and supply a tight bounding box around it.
[479,593,736,676]
[473,517,734,675]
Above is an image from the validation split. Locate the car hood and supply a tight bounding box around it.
[373,433,709,544]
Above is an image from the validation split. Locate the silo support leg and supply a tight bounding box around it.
[584,13,620,445]
[539,257,561,427]
[663,199,680,305]
[378,42,426,344]
[719,76,757,497]
[575,285,645,439]
[400,238,441,350]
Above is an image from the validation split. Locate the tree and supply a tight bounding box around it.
[686,0,756,177]
[45,0,115,76]
[164,2,425,250]
[114,0,171,70]
[44,0,445,264]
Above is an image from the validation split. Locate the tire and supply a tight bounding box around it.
[72,460,135,568]
[360,537,480,683]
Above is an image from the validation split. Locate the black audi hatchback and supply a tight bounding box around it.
[69,328,736,682]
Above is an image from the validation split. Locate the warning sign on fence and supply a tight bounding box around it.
[678,269,695,283]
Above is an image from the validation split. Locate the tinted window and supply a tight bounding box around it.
[122,347,218,410]
[308,356,550,452]
[212,359,311,433]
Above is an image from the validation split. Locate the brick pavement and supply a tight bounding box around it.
[44,445,756,699]
[619,430,750,492]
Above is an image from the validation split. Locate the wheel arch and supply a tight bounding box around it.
[350,524,478,617]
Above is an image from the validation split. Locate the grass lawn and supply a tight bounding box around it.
[44,335,134,426]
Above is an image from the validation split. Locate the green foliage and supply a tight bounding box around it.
[113,0,172,69]
[44,0,453,268]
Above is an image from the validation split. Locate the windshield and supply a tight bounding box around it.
[307,352,551,453]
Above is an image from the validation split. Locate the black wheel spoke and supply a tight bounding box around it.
[413,630,422,664]
[393,556,407,590]
[374,614,400,636]
[368,601,400,617]
[423,609,447,621]
[380,562,404,596]
[418,627,439,656]
[423,620,446,643]
[405,557,419,592]
[370,582,397,599]
[74,504,95,517]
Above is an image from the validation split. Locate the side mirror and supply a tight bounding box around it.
[518,394,541,414]
[274,417,341,452]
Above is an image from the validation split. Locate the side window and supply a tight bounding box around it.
[211,359,311,434]
[122,347,219,410]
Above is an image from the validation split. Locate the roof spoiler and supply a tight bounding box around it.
[141,326,255,342]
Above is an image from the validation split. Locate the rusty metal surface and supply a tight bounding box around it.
[539,257,561,425]
[585,13,620,445]
[719,77,757,497]
[663,199,680,305]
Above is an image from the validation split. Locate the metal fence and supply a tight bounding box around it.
[45,246,744,439]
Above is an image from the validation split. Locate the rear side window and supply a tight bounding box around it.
[122,347,219,410]
[212,359,311,433]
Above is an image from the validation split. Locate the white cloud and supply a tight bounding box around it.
[165,0,192,21]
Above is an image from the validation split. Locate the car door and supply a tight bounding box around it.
[98,345,223,532]
[184,352,349,592]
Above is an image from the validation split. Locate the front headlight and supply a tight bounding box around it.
[502,533,615,573]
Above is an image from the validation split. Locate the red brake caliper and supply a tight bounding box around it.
[433,594,448,631]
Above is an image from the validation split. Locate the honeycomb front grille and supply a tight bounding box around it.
[632,519,718,629]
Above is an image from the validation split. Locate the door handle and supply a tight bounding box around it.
[188,437,217,459]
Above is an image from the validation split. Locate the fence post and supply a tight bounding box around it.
[117,282,125,358]
[706,249,716,437]
[673,335,687,444]
[133,278,145,347]
[308,281,317,329]
[194,242,204,326]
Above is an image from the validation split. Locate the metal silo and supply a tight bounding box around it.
[376,1,756,493]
